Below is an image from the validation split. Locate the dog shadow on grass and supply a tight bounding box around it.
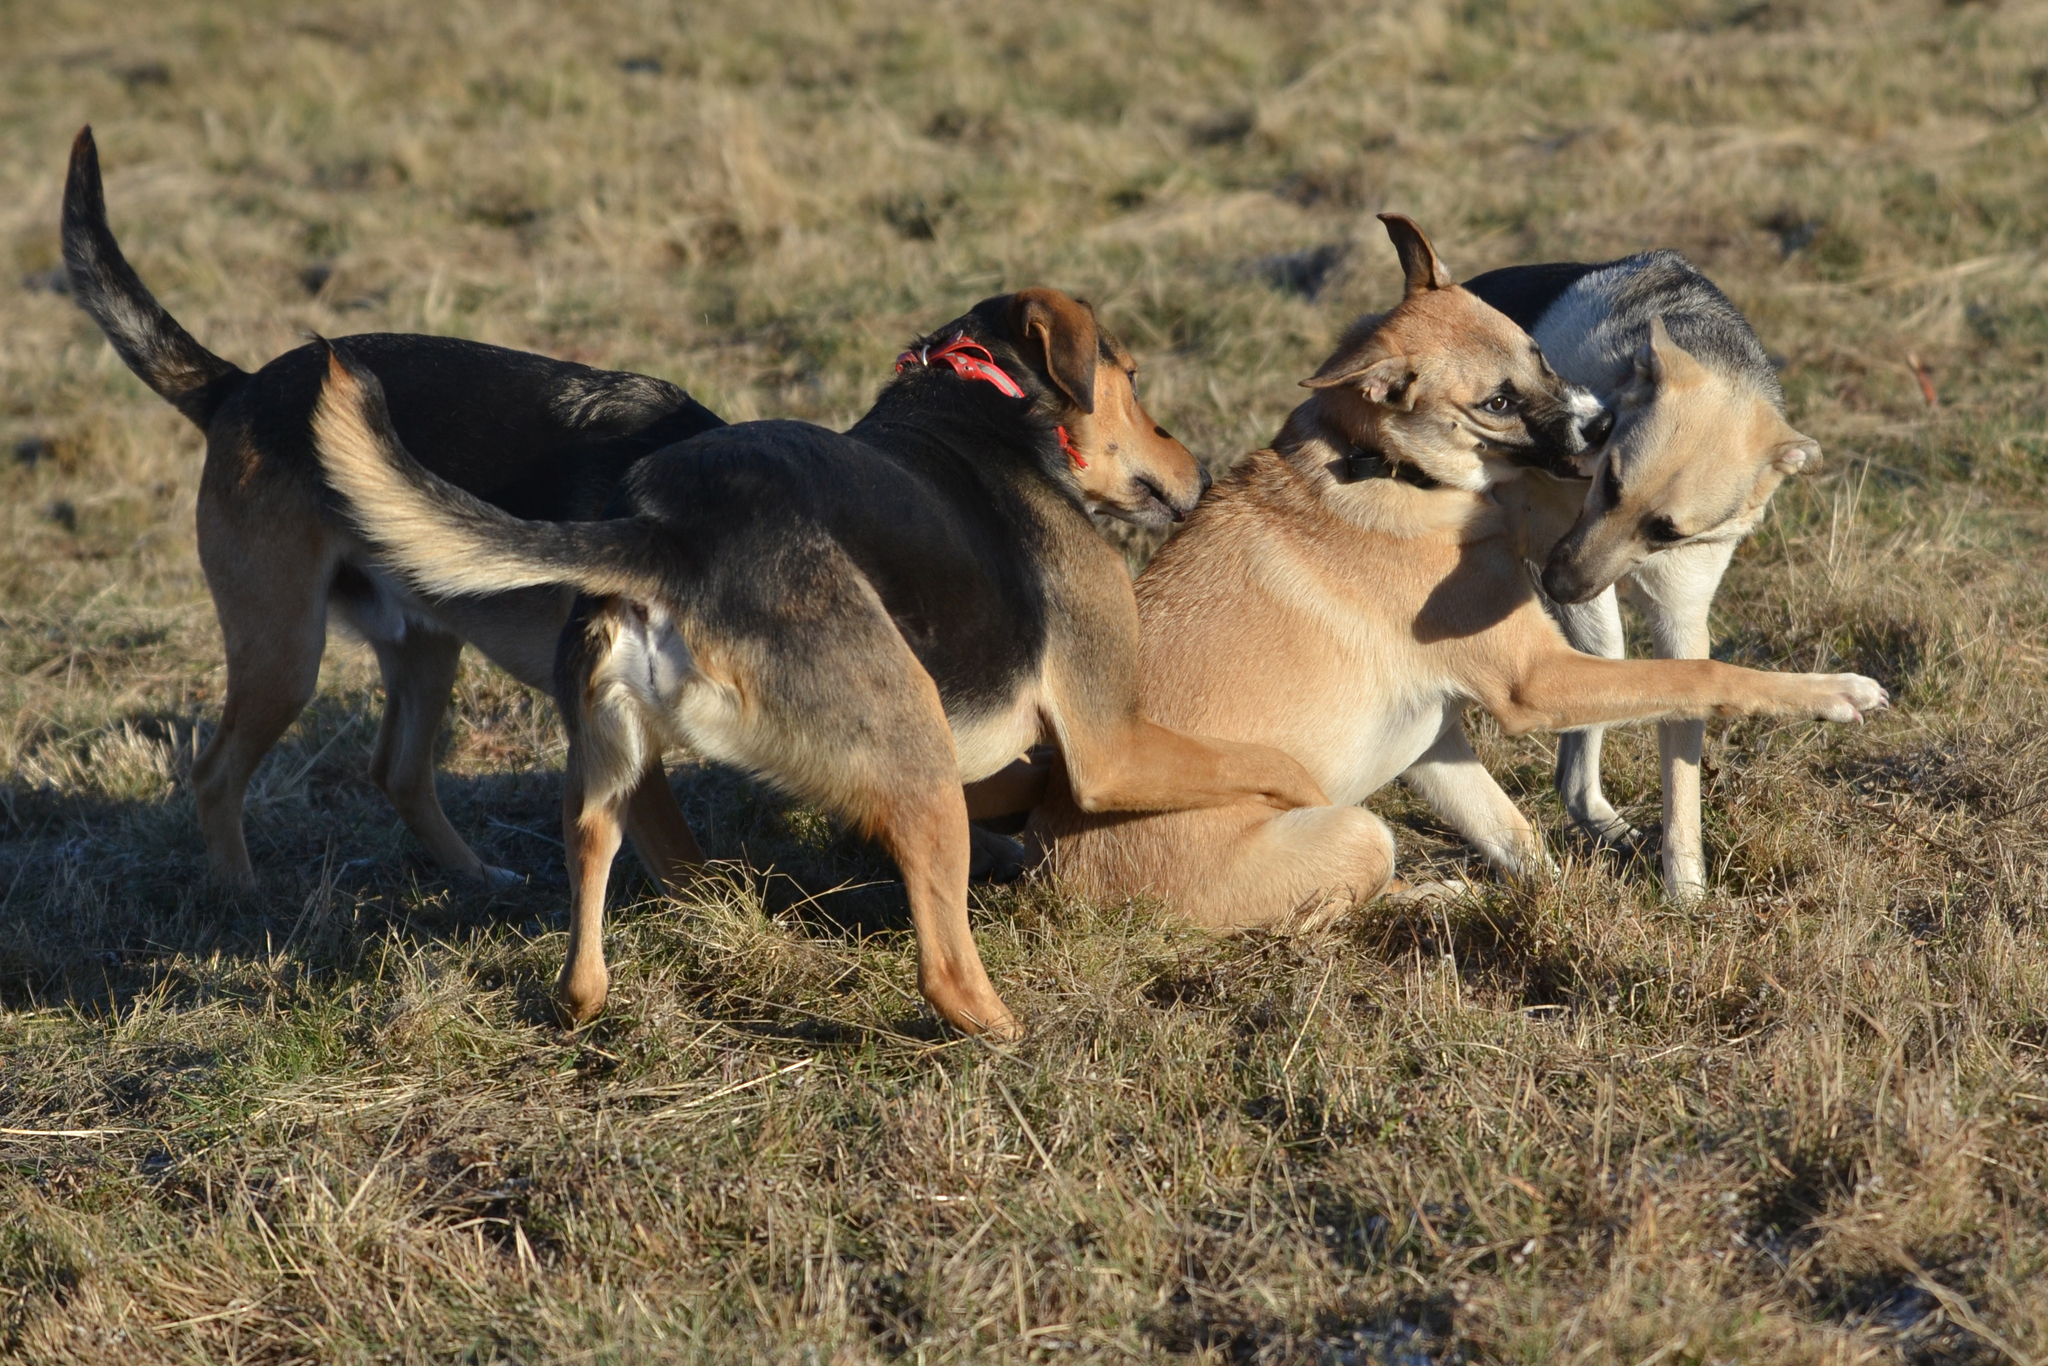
[0,698,958,1025]
[3,694,1719,1036]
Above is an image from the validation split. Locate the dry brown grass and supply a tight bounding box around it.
[4,0,2048,1361]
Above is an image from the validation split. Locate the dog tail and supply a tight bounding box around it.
[311,345,662,603]
[62,126,248,430]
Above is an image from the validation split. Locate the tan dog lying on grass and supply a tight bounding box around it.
[1025,217,1887,929]
[308,290,1327,1037]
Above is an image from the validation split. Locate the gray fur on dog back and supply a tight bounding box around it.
[1496,251,1782,409]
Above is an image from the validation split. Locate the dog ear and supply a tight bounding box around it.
[1631,318,1671,390]
[1771,431,1821,475]
[1009,288,1099,414]
[1301,353,1417,409]
[1377,213,1454,294]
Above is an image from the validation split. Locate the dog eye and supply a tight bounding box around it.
[1645,516,1683,543]
[1483,394,1513,414]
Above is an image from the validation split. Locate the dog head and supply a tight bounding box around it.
[1280,214,1609,493]
[1539,318,1819,604]
[947,288,1203,526]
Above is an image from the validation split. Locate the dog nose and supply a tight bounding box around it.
[1197,462,1214,494]
[1540,557,1604,606]
[1581,406,1615,449]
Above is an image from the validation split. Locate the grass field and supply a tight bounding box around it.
[5,0,2048,1360]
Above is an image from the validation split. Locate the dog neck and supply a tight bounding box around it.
[1338,441,1439,490]
[851,360,1078,514]
[1266,404,1501,544]
[1271,401,1439,491]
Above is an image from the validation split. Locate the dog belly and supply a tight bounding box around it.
[1318,699,1452,806]
[949,692,1041,784]
[435,588,578,689]
[328,554,571,690]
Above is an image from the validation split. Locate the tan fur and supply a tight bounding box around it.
[1540,318,1817,603]
[314,295,1325,1038]
[1280,228,1592,494]
[1026,290,1885,932]
[1503,319,1823,899]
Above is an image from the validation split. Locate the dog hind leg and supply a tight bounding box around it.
[622,761,705,892]
[1038,798,1393,934]
[1194,805,1396,933]
[191,496,336,890]
[620,558,1016,1037]
[365,625,521,888]
[557,740,630,1024]
[717,650,1014,1034]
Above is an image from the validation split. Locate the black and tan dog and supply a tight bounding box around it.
[308,289,1327,1036]
[63,127,727,891]
[1026,217,1885,927]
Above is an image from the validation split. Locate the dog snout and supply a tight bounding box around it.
[1198,462,1214,494]
[1540,555,1603,606]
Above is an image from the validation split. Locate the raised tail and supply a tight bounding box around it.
[62,126,247,430]
[310,344,661,603]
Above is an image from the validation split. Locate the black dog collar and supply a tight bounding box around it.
[1342,443,1439,490]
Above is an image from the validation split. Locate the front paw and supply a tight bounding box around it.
[1814,674,1889,723]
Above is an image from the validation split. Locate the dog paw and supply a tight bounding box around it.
[1815,674,1890,723]
[477,864,525,891]
[968,827,1028,884]
[1571,811,1650,857]
[1384,877,1470,905]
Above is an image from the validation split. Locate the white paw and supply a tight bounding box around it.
[1816,674,1889,723]
[477,864,525,891]
[1385,877,1471,905]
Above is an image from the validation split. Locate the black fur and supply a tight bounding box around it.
[1462,261,1602,333]
[229,334,726,520]
[584,301,1071,720]
[63,127,247,427]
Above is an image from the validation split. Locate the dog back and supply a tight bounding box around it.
[1466,251,1780,408]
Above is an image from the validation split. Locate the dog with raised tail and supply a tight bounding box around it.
[61,126,726,892]
[1462,251,1823,899]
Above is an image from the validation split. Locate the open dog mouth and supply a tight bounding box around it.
[1125,474,1189,525]
[1488,424,1592,478]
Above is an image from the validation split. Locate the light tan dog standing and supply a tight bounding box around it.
[1462,254,1822,899]
[1025,219,1885,929]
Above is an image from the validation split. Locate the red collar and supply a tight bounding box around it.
[895,333,1026,398]
[894,333,1088,469]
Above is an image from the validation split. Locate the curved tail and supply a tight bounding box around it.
[62,126,247,430]
[310,344,662,603]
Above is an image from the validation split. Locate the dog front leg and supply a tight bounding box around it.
[1546,586,1643,852]
[1628,541,1736,902]
[1489,650,1885,737]
[1402,713,1552,876]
